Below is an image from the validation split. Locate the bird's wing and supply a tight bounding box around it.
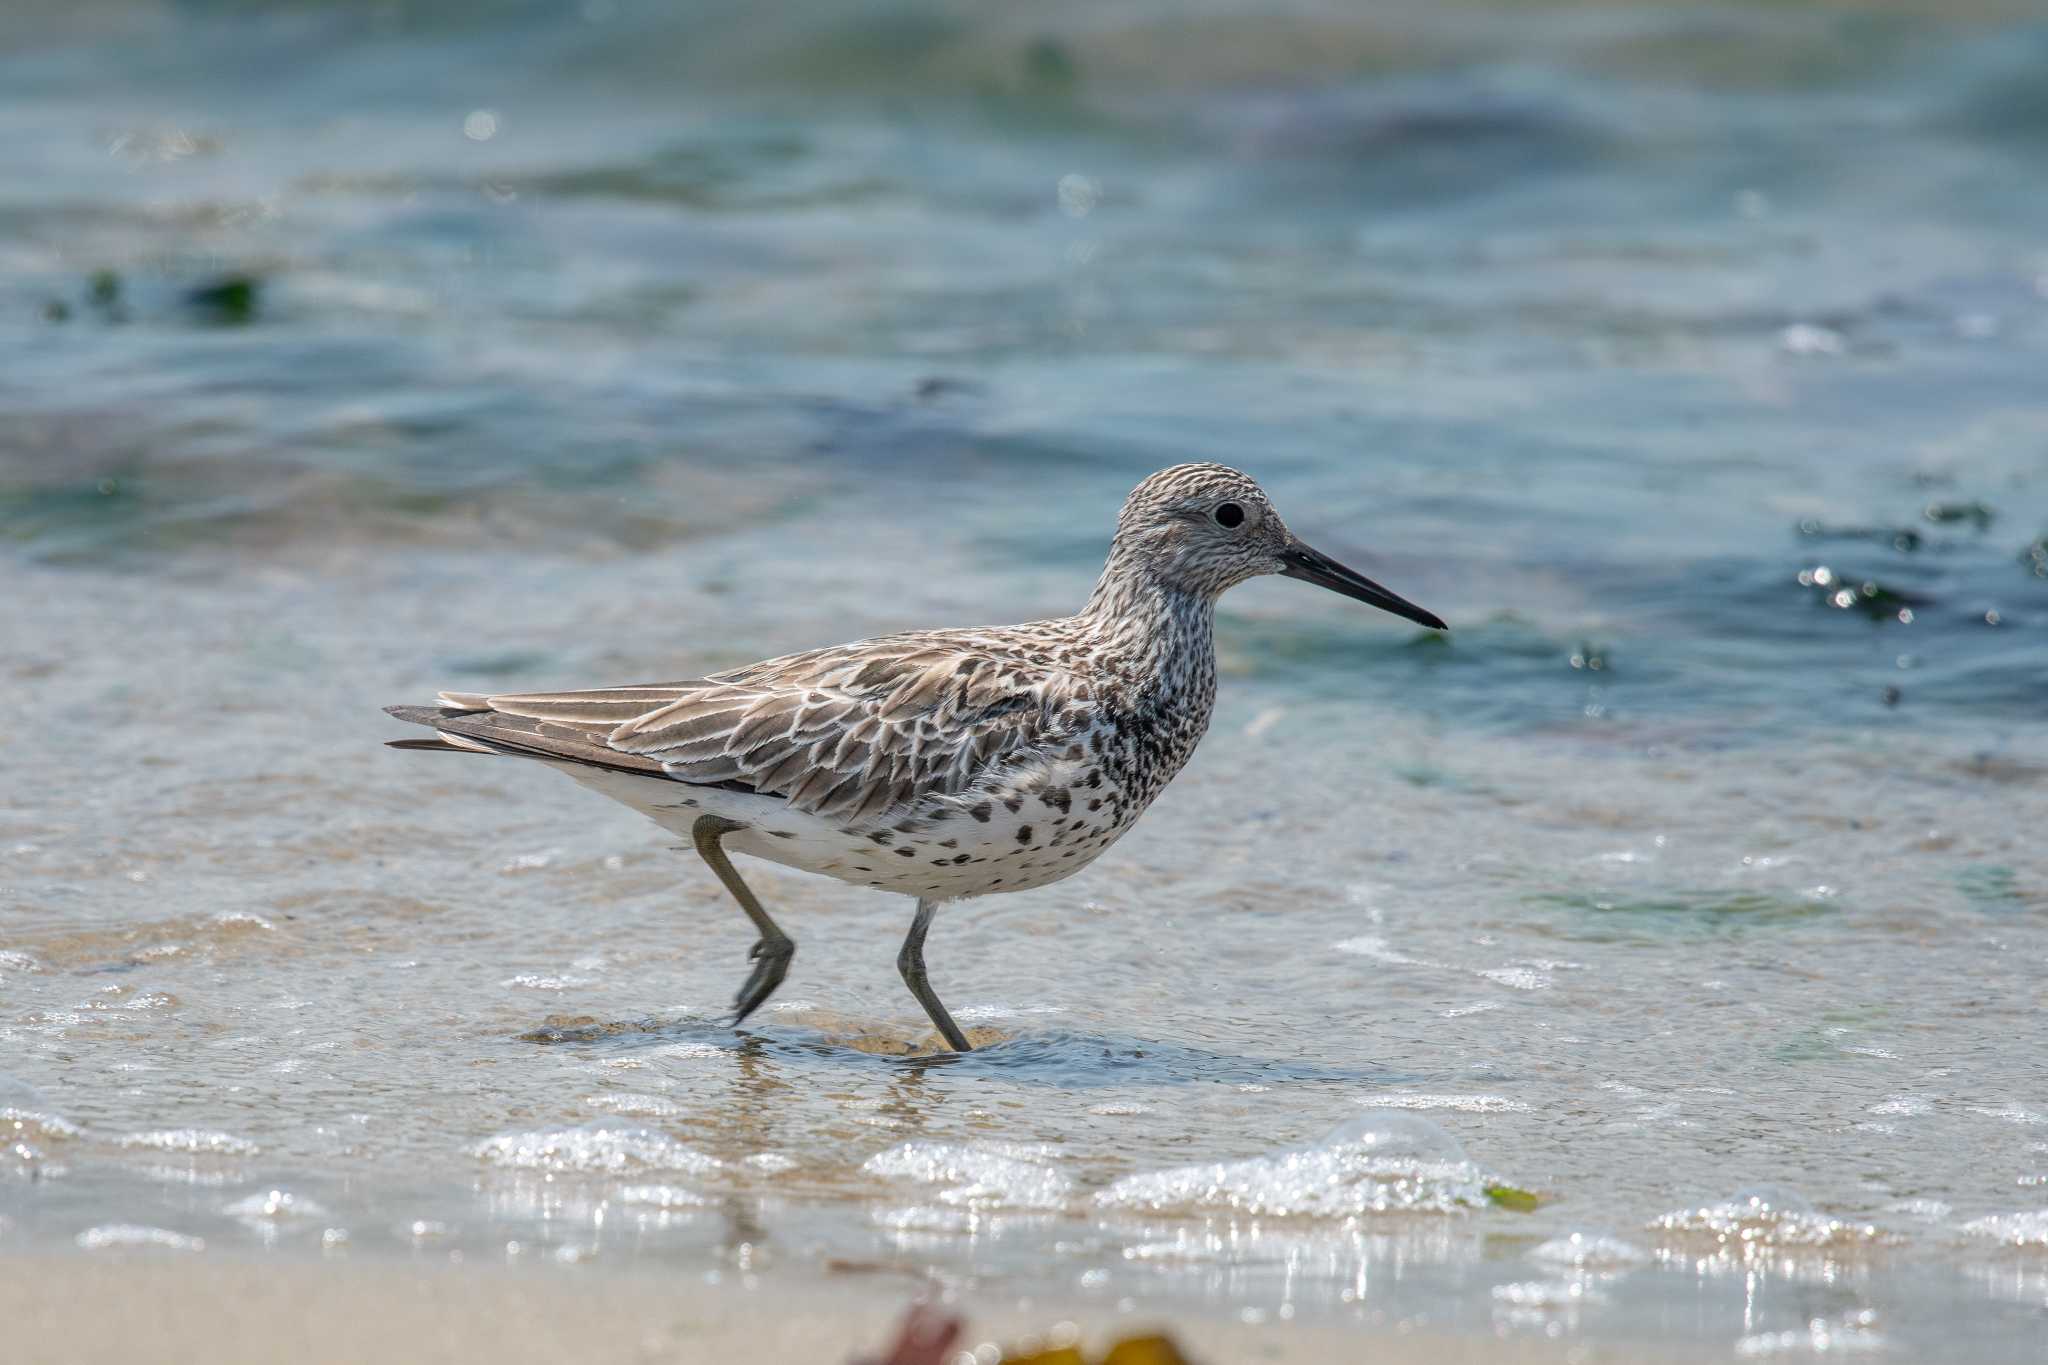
[422,636,1093,825]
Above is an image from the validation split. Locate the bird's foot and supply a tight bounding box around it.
[730,937,794,1027]
[930,1017,973,1054]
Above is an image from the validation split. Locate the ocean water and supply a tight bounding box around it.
[2,0,2046,1356]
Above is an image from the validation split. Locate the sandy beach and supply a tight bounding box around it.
[3,1253,1730,1365]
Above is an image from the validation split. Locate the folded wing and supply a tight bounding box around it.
[432,637,1089,825]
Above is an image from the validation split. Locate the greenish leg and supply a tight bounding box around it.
[690,815,794,1027]
[898,898,971,1053]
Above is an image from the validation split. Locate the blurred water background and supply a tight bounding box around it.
[2,0,2045,1357]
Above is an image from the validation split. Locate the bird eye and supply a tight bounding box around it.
[1214,502,1245,529]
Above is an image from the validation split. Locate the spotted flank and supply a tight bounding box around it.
[385,463,1444,1051]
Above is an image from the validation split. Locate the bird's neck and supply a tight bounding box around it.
[1078,550,1217,698]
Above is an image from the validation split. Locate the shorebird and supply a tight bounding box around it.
[385,463,1444,1052]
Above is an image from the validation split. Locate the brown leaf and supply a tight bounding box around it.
[853,1305,963,1365]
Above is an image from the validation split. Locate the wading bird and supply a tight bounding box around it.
[386,464,1444,1051]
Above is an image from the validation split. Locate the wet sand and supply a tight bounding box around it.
[1,1254,1721,1365]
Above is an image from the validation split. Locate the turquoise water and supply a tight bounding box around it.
[3,1,2046,1357]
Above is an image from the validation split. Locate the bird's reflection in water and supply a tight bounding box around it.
[701,1031,794,1152]
[685,1028,959,1266]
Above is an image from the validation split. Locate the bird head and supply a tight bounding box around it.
[1111,463,1445,630]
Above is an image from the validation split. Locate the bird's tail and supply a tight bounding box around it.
[381,702,669,775]
[383,704,514,757]
[384,736,487,754]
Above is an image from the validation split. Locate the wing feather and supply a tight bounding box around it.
[396,631,1093,826]
[609,642,1088,822]
[730,707,795,752]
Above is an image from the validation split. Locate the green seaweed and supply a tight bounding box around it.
[1771,1029,1844,1063]
[1797,569,1930,621]
[1485,1183,1540,1212]
[1529,888,1832,941]
[1843,581,1921,619]
[0,474,147,547]
[1923,500,1994,531]
[186,275,261,324]
[1533,889,1818,919]
[1956,865,2042,914]
[1023,36,1078,92]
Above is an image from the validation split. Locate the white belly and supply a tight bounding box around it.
[548,753,1138,901]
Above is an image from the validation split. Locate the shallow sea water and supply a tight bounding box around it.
[2,0,2046,1357]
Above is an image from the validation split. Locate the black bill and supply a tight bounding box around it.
[1278,540,1447,631]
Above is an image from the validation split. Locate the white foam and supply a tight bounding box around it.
[954,1004,1064,1021]
[1529,1232,1649,1268]
[118,1129,260,1157]
[1334,935,1424,966]
[503,974,588,991]
[469,1122,722,1175]
[1650,1188,1885,1251]
[616,1184,710,1208]
[1365,1093,1531,1114]
[1961,1210,2048,1248]
[1968,1103,2046,1127]
[1478,967,1551,991]
[872,1205,978,1233]
[1780,322,1847,356]
[3,1106,83,1142]
[582,1093,683,1118]
[862,1140,1072,1211]
[1096,1113,1491,1218]
[0,1076,69,1134]
[223,1189,327,1221]
[76,1223,205,1252]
